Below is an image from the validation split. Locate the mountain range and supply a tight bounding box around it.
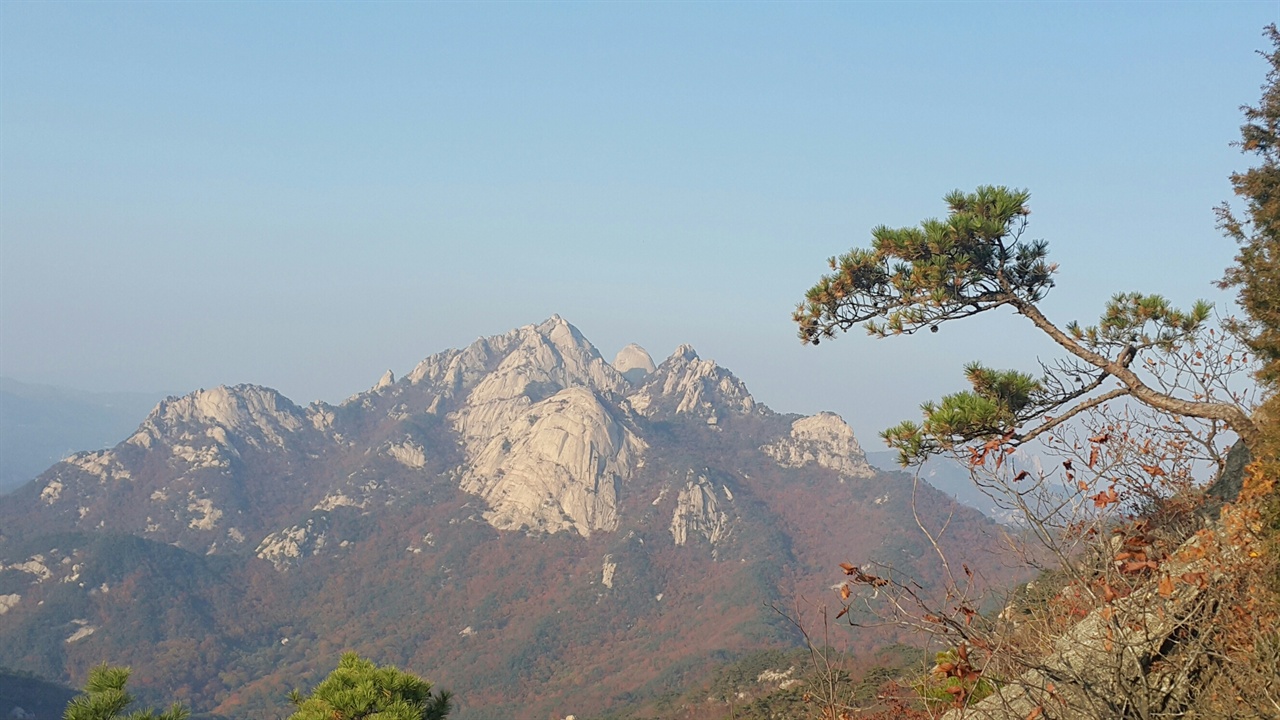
[0,317,1013,719]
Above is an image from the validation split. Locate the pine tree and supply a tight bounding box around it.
[794,185,1258,463]
[287,653,453,720]
[62,666,187,720]
[1219,24,1280,387]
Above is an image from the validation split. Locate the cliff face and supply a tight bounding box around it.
[0,317,1009,720]
[761,412,874,480]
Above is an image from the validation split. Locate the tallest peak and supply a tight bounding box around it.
[535,314,571,332]
[533,315,584,345]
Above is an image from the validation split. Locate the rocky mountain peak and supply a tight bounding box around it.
[130,384,307,450]
[443,319,639,537]
[403,317,624,405]
[626,345,757,421]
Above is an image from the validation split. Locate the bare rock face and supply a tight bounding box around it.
[461,388,645,536]
[406,315,623,403]
[450,316,627,444]
[627,345,756,423]
[612,344,657,385]
[444,317,642,536]
[130,385,307,450]
[255,516,330,571]
[761,412,873,479]
[669,471,731,547]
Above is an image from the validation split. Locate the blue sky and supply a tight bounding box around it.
[2,2,1276,444]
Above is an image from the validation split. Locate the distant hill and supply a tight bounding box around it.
[0,378,167,494]
[865,451,1032,524]
[0,667,75,720]
[0,317,1019,719]
[865,451,993,514]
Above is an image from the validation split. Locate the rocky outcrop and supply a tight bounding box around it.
[669,471,731,547]
[255,516,331,571]
[461,388,645,536]
[627,346,756,423]
[940,525,1236,719]
[129,385,308,450]
[386,439,427,469]
[761,412,873,479]
[613,344,656,385]
[601,555,617,588]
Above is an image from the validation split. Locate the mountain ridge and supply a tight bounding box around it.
[0,317,1014,719]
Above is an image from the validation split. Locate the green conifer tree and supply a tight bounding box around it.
[794,185,1259,463]
[62,666,187,720]
[1219,24,1280,388]
[287,653,452,720]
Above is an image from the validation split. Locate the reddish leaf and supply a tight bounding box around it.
[1101,583,1119,602]
[1181,572,1208,588]
[1092,486,1120,508]
[1121,560,1158,574]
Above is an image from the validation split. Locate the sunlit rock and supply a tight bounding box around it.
[761,412,873,479]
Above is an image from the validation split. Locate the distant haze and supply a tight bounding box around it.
[3,4,1276,447]
[0,378,166,493]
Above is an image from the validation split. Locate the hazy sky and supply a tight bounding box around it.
[2,2,1276,445]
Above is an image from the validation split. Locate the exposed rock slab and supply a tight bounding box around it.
[613,344,656,385]
[669,471,731,547]
[761,412,873,479]
[461,388,644,536]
